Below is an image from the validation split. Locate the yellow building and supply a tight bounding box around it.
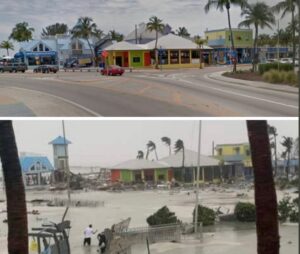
[104,34,213,68]
[215,143,253,179]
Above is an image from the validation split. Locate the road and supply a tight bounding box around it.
[0,66,298,116]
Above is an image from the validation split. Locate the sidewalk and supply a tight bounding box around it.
[207,71,298,94]
[0,87,98,117]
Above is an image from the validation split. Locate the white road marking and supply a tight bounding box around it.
[10,87,101,116]
[133,73,298,110]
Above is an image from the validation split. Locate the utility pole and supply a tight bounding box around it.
[62,120,71,206]
[194,121,202,236]
[135,24,138,44]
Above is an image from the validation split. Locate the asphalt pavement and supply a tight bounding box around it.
[0,66,298,117]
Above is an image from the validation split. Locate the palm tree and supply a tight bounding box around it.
[194,36,207,69]
[146,141,158,160]
[0,121,28,254]
[272,29,292,47]
[239,2,275,72]
[9,22,34,42]
[268,125,278,176]
[71,17,102,66]
[273,0,298,67]
[137,150,144,159]
[257,34,275,47]
[174,139,185,181]
[161,137,171,155]
[247,120,279,254]
[205,0,248,72]
[41,23,68,36]
[281,136,293,180]
[0,40,14,56]
[176,27,190,37]
[109,30,124,42]
[146,16,165,69]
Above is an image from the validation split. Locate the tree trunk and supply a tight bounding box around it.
[155,31,159,69]
[291,9,295,67]
[199,45,202,69]
[286,151,290,180]
[182,148,185,182]
[253,25,259,72]
[168,145,171,156]
[247,120,279,254]
[154,149,158,160]
[6,49,9,56]
[226,5,236,72]
[86,39,95,67]
[0,121,28,254]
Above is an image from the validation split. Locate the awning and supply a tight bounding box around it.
[15,51,57,58]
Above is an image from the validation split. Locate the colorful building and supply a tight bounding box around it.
[49,136,72,170]
[104,34,212,68]
[214,143,253,179]
[110,159,172,184]
[20,155,54,186]
[159,150,221,183]
[205,28,253,64]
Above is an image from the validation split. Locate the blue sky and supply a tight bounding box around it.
[0,0,289,56]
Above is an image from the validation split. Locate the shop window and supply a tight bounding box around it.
[39,44,43,51]
[158,174,165,181]
[33,47,38,52]
[181,50,190,64]
[133,57,140,63]
[30,165,35,171]
[170,50,179,64]
[159,50,168,65]
[45,47,49,51]
[192,50,200,59]
[36,162,41,171]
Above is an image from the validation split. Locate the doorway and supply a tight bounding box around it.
[116,56,122,66]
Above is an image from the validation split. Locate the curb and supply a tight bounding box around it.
[207,71,298,95]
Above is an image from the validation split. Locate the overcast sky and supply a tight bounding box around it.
[11,119,298,167]
[0,0,291,56]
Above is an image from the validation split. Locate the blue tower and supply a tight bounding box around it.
[49,136,72,170]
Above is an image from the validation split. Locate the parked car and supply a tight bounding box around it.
[0,62,27,73]
[101,65,124,76]
[279,58,292,64]
[266,59,278,63]
[34,65,59,74]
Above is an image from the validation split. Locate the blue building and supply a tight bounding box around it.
[20,155,54,186]
[49,136,72,170]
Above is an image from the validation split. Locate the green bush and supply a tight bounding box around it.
[147,206,180,226]
[193,205,216,226]
[263,70,298,85]
[234,202,256,222]
[278,196,293,222]
[258,63,294,74]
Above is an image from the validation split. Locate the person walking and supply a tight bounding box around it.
[83,224,97,246]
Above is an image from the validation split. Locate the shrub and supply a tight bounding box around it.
[147,206,180,226]
[258,63,294,75]
[278,196,293,222]
[263,70,298,85]
[234,202,256,222]
[193,205,216,226]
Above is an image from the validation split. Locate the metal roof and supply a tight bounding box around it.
[104,34,212,51]
[145,34,212,50]
[111,159,170,170]
[49,136,71,145]
[20,156,54,173]
[159,149,220,168]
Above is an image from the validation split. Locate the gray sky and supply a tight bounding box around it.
[12,119,298,167]
[0,0,291,56]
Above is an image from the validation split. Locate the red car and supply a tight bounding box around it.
[101,65,124,76]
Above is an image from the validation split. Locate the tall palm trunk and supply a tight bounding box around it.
[86,39,95,67]
[286,151,290,180]
[6,49,9,56]
[253,24,259,72]
[181,148,185,182]
[0,121,28,254]
[247,120,279,254]
[291,9,295,67]
[154,149,158,160]
[168,145,171,156]
[226,4,237,72]
[155,30,159,69]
